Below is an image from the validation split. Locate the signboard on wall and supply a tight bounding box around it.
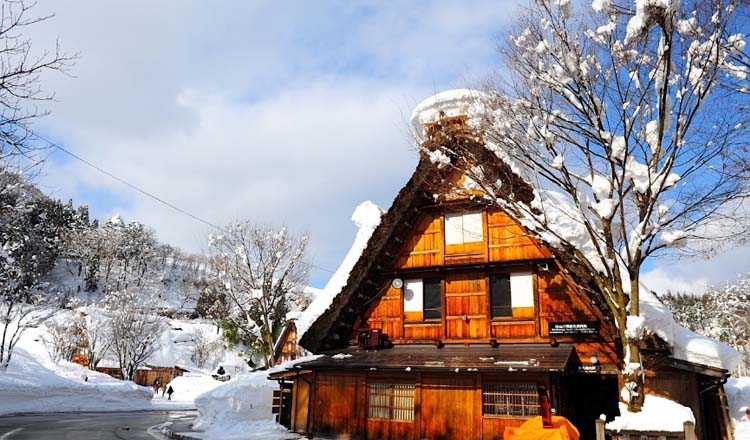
[548,321,599,337]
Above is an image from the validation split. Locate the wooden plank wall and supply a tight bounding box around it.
[487,211,550,262]
[538,271,599,336]
[395,209,550,270]
[420,375,478,439]
[366,286,404,339]
[308,370,557,440]
[311,372,364,437]
[292,374,310,433]
[397,215,443,268]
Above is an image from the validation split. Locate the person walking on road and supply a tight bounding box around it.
[167,385,174,401]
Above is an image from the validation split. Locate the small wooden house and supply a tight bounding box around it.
[274,320,306,365]
[95,363,188,387]
[270,91,736,440]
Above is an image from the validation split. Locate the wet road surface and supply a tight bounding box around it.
[0,410,196,439]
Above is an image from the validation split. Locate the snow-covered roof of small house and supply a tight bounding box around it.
[639,287,741,372]
[295,201,383,341]
[409,89,484,142]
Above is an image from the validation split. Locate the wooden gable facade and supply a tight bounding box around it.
[270,117,734,440]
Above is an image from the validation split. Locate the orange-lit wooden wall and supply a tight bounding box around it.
[305,370,545,440]
[363,207,618,365]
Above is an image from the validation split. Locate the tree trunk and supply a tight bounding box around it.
[622,336,646,412]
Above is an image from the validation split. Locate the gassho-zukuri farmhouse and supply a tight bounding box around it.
[268,90,741,440]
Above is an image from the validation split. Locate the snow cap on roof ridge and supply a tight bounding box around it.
[296,201,384,341]
[410,89,485,143]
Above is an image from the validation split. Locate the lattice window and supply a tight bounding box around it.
[368,383,415,421]
[482,384,540,417]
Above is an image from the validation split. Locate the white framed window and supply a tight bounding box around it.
[445,212,483,245]
[490,272,534,319]
[404,278,442,320]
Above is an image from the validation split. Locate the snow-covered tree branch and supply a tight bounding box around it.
[434,0,750,412]
[208,222,309,368]
[106,290,166,381]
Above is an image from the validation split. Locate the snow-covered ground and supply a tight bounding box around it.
[727,377,750,440]
[0,308,250,415]
[0,327,154,415]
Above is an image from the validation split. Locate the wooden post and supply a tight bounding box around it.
[595,419,606,440]
[684,421,696,440]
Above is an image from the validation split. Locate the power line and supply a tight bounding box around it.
[33,132,336,274]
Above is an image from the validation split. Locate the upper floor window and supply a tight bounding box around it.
[404,278,442,321]
[490,272,534,319]
[445,212,483,245]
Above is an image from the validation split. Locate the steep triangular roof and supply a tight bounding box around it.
[299,116,616,353]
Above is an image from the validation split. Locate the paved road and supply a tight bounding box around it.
[0,410,196,440]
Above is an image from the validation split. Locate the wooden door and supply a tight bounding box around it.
[445,274,488,339]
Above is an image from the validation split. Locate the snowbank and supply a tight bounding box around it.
[164,374,226,403]
[296,201,383,340]
[410,89,484,142]
[0,329,153,415]
[606,394,695,433]
[726,377,750,440]
[191,356,321,439]
[192,371,275,433]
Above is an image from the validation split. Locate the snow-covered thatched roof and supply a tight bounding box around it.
[296,201,383,342]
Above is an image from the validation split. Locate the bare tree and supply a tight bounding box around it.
[208,223,309,368]
[434,0,750,411]
[106,290,165,381]
[0,0,75,162]
[190,327,223,370]
[44,313,83,363]
[83,309,112,370]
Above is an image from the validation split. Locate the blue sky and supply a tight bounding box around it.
[24,0,750,291]
[27,0,524,287]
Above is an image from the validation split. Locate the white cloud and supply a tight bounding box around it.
[642,244,750,295]
[27,0,526,284]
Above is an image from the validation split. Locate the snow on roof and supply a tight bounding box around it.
[296,201,383,341]
[606,394,695,433]
[409,89,484,142]
[639,288,741,372]
[512,187,740,371]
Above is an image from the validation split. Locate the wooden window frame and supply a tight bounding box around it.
[367,382,416,422]
[489,274,512,319]
[488,272,536,322]
[422,278,442,322]
[482,383,540,418]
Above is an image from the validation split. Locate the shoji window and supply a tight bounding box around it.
[445,212,483,245]
[368,383,415,421]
